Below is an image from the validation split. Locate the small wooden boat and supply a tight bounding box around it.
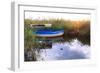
[34,29,64,37]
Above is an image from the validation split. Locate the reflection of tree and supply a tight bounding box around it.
[77,36,90,45]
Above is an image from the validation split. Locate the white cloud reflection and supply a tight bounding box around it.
[37,39,90,61]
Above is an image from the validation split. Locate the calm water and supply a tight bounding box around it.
[35,38,90,61]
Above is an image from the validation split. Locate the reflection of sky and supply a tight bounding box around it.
[25,12,90,21]
[37,39,90,61]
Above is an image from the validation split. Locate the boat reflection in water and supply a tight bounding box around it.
[33,35,90,61]
[24,28,90,61]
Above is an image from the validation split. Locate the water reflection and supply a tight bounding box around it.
[35,38,90,61]
[25,36,90,61]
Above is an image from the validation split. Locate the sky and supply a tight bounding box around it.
[25,11,90,21]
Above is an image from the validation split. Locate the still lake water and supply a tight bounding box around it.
[35,38,90,61]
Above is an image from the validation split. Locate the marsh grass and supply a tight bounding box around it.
[24,18,90,61]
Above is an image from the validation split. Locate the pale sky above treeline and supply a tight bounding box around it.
[25,12,90,21]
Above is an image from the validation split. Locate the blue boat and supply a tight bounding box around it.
[34,29,64,37]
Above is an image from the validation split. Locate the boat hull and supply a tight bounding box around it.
[34,29,64,37]
[36,32,64,37]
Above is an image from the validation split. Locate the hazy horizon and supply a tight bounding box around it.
[25,12,90,21]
